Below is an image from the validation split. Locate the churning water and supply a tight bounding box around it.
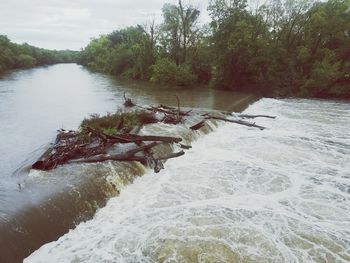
[25,99,350,262]
[0,64,255,262]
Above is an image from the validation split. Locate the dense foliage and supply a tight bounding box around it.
[208,0,350,98]
[0,35,80,73]
[80,0,349,98]
[80,1,210,87]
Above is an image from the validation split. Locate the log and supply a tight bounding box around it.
[156,150,185,160]
[238,114,276,119]
[33,126,183,171]
[127,134,182,143]
[84,127,182,144]
[205,115,266,130]
[123,93,136,107]
[158,104,176,110]
[190,120,206,130]
[146,106,190,116]
[69,142,161,164]
[178,143,192,149]
[84,127,129,143]
[69,143,185,170]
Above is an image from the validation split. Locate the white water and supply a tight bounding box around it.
[25,99,350,263]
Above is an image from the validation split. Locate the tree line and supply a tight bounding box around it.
[0,35,80,74]
[80,0,350,99]
[1,0,349,99]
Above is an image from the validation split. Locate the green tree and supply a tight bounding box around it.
[150,57,195,86]
[0,35,80,73]
[160,1,200,64]
[15,54,36,68]
[209,0,272,93]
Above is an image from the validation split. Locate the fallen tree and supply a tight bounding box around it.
[238,114,276,119]
[204,115,267,130]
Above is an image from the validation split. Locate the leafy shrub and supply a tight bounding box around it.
[150,58,178,84]
[80,111,157,134]
[150,58,195,86]
[15,54,36,68]
[175,63,196,86]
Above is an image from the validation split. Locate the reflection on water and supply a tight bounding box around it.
[105,78,253,112]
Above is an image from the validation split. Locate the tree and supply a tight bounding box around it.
[79,0,350,98]
[0,35,80,73]
[208,0,272,93]
[160,1,200,64]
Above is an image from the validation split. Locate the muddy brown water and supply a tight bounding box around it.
[0,64,258,262]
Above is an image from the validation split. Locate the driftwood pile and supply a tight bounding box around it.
[32,96,275,173]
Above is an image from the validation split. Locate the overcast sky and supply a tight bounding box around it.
[0,0,210,51]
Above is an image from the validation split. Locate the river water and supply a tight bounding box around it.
[0,64,250,216]
[24,98,350,262]
[0,64,257,262]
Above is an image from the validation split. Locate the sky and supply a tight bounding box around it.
[0,0,210,51]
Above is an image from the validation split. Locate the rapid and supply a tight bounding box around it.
[25,98,350,262]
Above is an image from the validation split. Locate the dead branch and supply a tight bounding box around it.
[32,101,273,173]
[69,142,161,164]
[205,115,266,130]
[127,134,182,143]
[123,93,136,107]
[159,104,176,110]
[238,114,276,119]
[69,143,185,173]
[178,143,192,149]
[84,127,127,143]
[84,127,182,144]
[156,150,185,160]
[190,120,206,130]
[146,106,190,116]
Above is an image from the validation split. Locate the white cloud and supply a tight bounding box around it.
[0,0,209,50]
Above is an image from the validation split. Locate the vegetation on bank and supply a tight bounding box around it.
[1,0,349,99]
[0,35,80,74]
[80,0,350,99]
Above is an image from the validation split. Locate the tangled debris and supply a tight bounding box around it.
[32,96,275,173]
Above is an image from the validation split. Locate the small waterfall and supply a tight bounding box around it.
[0,112,221,263]
[25,98,350,263]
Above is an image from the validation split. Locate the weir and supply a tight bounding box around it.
[25,98,350,263]
[0,95,258,263]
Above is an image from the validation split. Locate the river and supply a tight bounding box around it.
[0,64,256,262]
[25,98,350,262]
[0,64,251,213]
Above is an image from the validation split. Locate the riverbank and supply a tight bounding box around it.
[79,0,350,101]
[81,65,350,101]
[0,35,79,74]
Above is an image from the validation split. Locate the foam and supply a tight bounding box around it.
[25,99,350,263]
